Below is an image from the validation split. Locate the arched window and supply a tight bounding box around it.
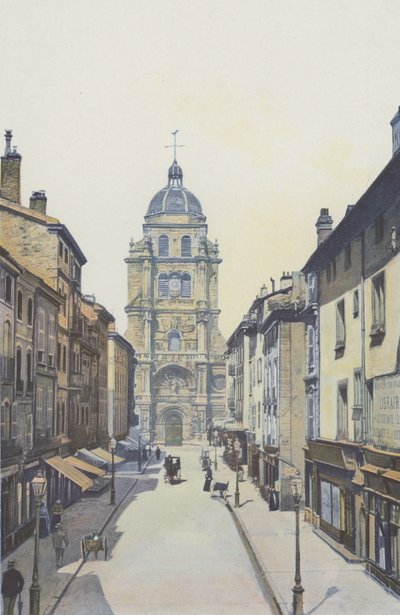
[181,235,192,257]
[27,298,33,326]
[168,330,181,352]
[17,291,23,321]
[3,320,12,357]
[158,274,169,298]
[181,273,191,298]
[159,235,169,257]
[5,275,12,303]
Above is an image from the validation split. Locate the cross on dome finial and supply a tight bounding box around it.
[165,129,185,162]
[165,130,185,187]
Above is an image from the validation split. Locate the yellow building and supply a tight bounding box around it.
[125,154,225,445]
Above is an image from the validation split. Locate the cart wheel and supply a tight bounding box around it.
[104,538,108,560]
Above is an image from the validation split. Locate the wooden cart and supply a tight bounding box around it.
[81,533,108,561]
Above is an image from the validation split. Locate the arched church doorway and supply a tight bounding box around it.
[165,412,183,446]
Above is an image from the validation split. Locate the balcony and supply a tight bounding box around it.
[70,372,83,388]
[1,439,23,460]
[0,357,14,382]
[70,316,83,336]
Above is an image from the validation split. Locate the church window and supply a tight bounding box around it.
[168,330,181,352]
[158,274,169,298]
[159,235,169,257]
[181,235,192,257]
[181,273,192,298]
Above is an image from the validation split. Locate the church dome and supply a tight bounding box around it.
[145,160,205,219]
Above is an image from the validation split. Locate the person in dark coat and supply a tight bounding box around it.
[39,501,51,538]
[203,466,213,492]
[155,446,161,461]
[51,499,64,531]
[51,523,69,568]
[2,560,24,615]
[268,486,279,511]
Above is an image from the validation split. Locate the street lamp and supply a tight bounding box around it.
[233,438,241,508]
[110,436,116,506]
[138,434,142,471]
[213,430,218,470]
[290,471,304,615]
[30,470,47,615]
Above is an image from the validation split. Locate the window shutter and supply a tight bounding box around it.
[181,236,192,257]
[158,274,169,298]
[159,235,169,257]
[181,274,191,298]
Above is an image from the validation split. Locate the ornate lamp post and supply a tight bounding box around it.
[213,430,218,470]
[290,472,304,615]
[30,470,47,615]
[233,437,241,508]
[110,436,116,505]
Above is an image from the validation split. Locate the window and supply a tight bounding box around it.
[158,274,169,298]
[17,290,23,321]
[375,215,384,244]
[59,241,63,257]
[37,309,45,363]
[159,235,169,257]
[353,370,362,407]
[307,391,315,439]
[64,246,69,263]
[3,320,12,357]
[337,382,348,439]
[344,245,351,270]
[321,481,341,529]
[62,345,67,372]
[5,275,12,303]
[27,297,33,326]
[181,236,192,257]
[168,330,181,352]
[336,299,345,349]
[372,272,385,333]
[308,326,315,370]
[26,350,32,392]
[48,315,56,366]
[181,273,191,298]
[16,347,23,393]
[353,290,359,318]
[353,370,362,440]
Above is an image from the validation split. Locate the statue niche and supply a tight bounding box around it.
[156,366,192,396]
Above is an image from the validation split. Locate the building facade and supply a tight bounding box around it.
[125,156,225,445]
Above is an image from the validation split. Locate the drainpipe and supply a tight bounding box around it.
[360,231,368,442]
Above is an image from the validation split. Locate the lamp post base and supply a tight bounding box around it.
[30,584,40,615]
[292,583,304,615]
[234,492,240,508]
[110,489,115,506]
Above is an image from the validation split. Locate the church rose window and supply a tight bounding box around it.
[159,235,169,257]
[181,273,191,298]
[181,235,192,257]
[158,274,169,298]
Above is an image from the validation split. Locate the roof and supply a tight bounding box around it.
[303,148,400,273]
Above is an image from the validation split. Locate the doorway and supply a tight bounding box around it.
[165,413,183,446]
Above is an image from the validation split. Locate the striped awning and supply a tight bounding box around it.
[65,456,106,477]
[92,447,124,464]
[45,456,93,491]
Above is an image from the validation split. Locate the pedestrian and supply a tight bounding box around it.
[39,501,51,538]
[51,499,64,531]
[1,560,24,615]
[155,446,161,461]
[268,485,279,511]
[238,466,244,481]
[52,523,69,568]
[203,466,213,492]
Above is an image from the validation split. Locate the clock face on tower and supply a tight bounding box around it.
[169,276,181,297]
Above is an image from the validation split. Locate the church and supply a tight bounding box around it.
[124,144,226,445]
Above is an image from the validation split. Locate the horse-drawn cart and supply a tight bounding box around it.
[164,455,182,484]
[81,533,108,561]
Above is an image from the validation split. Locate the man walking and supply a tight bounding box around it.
[1,560,24,615]
[52,523,69,568]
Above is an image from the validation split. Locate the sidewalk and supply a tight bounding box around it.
[2,456,153,615]
[214,455,400,615]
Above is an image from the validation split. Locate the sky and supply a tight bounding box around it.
[1,0,400,338]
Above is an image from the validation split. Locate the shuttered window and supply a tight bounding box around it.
[181,235,192,257]
[158,274,169,298]
[48,315,56,366]
[181,274,191,298]
[38,309,45,363]
[159,235,169,256]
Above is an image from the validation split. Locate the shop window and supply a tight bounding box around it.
[321,480,341,530]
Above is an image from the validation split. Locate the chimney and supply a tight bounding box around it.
[259,284,268,298]
[316,208,333,246]
[391,106,400,156]
[29,190,47,214]
[270,277,275,292]
[1,130,21,204]
[280,271,292,289]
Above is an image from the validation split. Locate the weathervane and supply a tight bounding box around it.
[165,129,185,160]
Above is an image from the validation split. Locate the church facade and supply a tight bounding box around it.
[124,155,226,445]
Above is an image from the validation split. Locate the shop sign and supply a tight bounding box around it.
[1,464,19,479]
[373,374,400,449]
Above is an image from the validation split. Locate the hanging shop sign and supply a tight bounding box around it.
[373,374,400,449]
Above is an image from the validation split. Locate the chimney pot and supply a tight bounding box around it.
[316,208,333,246]
[29,190,47,214]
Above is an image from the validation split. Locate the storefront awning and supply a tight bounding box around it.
[127,427,148,448]
[45,456,93,491]
[65,456,106,477]
[77,448,108,469]
[92,447,124,464]
[117,439,137,451]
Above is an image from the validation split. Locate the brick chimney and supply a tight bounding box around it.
[29,191,47,214]
[316,208,333,246]
[391,106,400,156]
[280,271,292,289]
[1,130,21,204]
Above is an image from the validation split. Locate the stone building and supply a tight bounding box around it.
[107,326,136,443]
[125,154,225,445]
